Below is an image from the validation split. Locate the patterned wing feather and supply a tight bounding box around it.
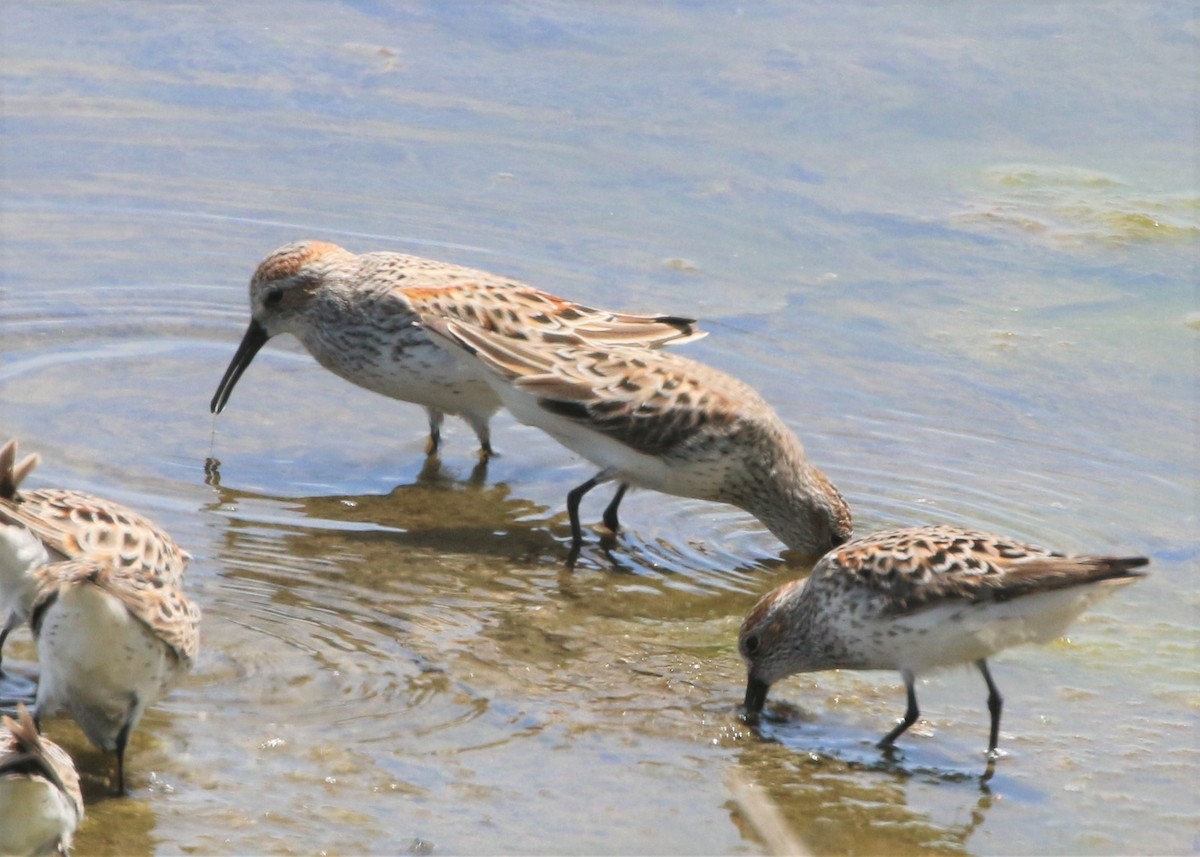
[823,525,1147,612]
[31,559,200,664]
[434,319,752,457]
[392,270,704,348]
[0,488,188,585]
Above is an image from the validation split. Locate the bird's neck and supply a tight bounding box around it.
[738,429,849,558]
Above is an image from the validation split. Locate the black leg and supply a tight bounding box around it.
[565,472,610,568]
[113,718,133,796]
[879,669,920,748]
[0,621,9,675]
[462,413,493,461]
[977,659,1003,754]
[425,410,443,457]
[601,483,629,533]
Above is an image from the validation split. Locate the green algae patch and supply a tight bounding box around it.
[959,164,1199,247]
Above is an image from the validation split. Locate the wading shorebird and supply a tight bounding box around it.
[210,241,706,462]
[423,318,852,565]
[0,439,199,794]
[738,525,1147,756]
[0,704,84,857]
[30,555,200,795]
[0,439,188,674]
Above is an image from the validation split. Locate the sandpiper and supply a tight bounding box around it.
[31,556,200,795]
[423,318,852,565]
[0,439,189,673]
[0,703,84,857]
[210,241,705,459]
[738,525,1148,754]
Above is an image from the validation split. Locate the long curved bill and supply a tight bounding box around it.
[743,676,769,717]
[211,320,270,414]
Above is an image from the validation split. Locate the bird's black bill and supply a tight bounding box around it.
[743,676,769,717]
[211,319,269,414]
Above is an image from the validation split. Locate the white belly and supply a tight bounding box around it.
[492,382,737,498]
[832,581,1129,674]
[0,778,79,857]
[35,583,181,752]
[305,330,501,418]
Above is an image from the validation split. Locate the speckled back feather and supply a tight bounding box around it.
[819,525,1148,612]
[427,317,767,457]
[0,485,189,588]
[30,559,200,664]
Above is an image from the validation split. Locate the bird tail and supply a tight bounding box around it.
[0,438,41,501]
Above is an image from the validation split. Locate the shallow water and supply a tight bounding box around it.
[1,2,1196,855]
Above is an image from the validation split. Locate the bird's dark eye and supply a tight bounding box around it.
[742,634,760,656]
[264,287,283,307]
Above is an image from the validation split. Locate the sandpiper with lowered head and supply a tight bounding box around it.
[423,318,852,565]
[0,438,189,674]
[738,524,1147,755]
[0,439,199,794]
[0,703,84,857]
